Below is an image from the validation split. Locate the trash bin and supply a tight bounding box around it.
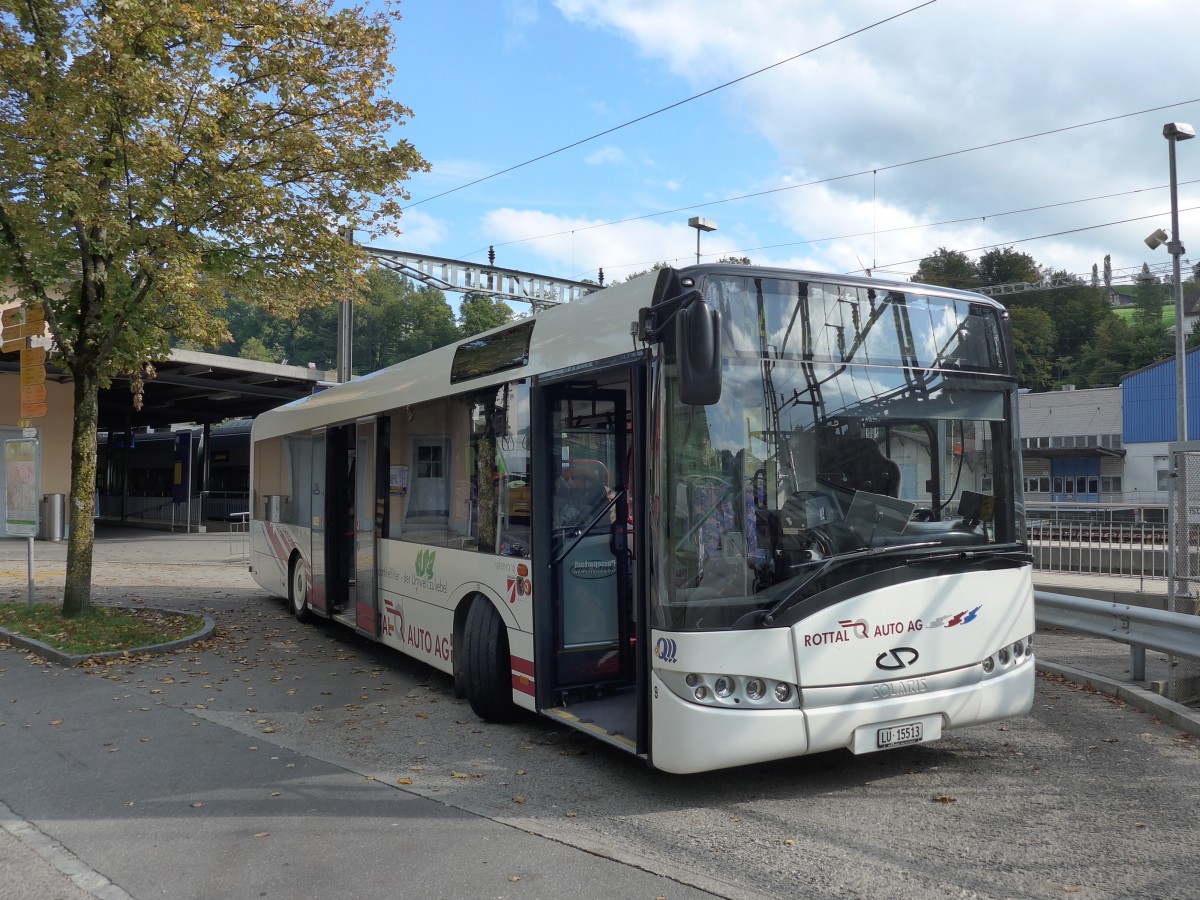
[40,493,65,542]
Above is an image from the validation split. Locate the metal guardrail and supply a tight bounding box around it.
[228,511,249,559]
[1035,589,1200,699]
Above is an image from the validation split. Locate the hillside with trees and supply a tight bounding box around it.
[911,247,1194,392]
[215,249,1193,392]
[217,267,514,376]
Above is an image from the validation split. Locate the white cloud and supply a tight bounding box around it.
[503,0,539,49]
[481,207,753,280]
[552,0,1200,281]
[374,209,447,253]
[584,145,627,165]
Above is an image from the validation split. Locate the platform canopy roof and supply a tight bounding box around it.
[0,346,334,431]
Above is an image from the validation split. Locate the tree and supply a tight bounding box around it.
[716,255,753,265]
[1074,317,1138,387]
[911,248,979,289]
[1132,267,1167,330]
[0,0,427,615]
[1006,271,1113,385]
[618,261,672,283]
[977,247,1039,287]
[354,275,458,373]
[1007,307,1056,390]
[459,291,515,337]
[238,336,281,363]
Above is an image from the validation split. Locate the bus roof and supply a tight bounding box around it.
[251,266,1003,442]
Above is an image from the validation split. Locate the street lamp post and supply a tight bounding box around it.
[1159,122,1195,614]
[1166,122,1195,443]
[688,216,716,265]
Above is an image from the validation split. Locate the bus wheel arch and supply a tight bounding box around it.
[459,593,519,722]
[288,552,311,623]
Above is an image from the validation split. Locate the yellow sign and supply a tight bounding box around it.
[21,402,48,419]
[1,337,22,353]
[20,384,46,405]
[19,364,45,387]
[21,346,46,367]
[2,303,44,328]
[1,322,44,343]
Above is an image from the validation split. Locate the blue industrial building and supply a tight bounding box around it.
[1020,347,1200,509]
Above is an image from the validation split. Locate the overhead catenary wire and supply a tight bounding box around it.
[856,205,1200,280]
[469,98,1200,265]
[403,1,939,211]
[579,183,1200,281]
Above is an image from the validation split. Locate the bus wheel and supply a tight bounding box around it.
[289,554,312,623]
[462,597,518,722]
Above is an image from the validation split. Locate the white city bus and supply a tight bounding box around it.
[249,265,1035,774]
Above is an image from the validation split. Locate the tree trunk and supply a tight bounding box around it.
[62,366,100,618]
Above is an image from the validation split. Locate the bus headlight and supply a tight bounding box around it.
[660,671,799,709]
[981,634,1035,678]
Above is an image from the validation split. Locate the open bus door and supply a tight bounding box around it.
[301,419,379,637]
[309,428,329,614]
[353,416,380,637]
[533,367,645,755]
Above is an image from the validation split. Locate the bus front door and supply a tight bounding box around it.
[538,376,639,752]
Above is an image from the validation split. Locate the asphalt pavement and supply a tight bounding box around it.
[1,528,721,900]
[1,526,1198,900]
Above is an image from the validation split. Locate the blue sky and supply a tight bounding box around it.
[373,0,1200,291]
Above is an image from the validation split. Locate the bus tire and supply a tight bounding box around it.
[289,553,312,623]
[462,597,518,722]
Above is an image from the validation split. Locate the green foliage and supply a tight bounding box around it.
[1002,275,1114,387]
[459,292,515,338]
[0,603,203,655]
[222,266,462,374]
[618,261,672,283]
[912,248,979,289]
[238,336,281,363]
[0,0,427,614]
[1007,307,1056,390]
[1074,317,1138,386]
[1132,273,1168,329]
[358,280,458,373]
[977,247,1040,286]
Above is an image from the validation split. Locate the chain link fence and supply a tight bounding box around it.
[1169,442,1200,705]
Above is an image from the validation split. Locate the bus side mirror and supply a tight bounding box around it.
[676,299,722,405]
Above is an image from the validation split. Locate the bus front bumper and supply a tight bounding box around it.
[648,663,1034,774]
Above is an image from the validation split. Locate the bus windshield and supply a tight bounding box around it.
[654,273,1024,631]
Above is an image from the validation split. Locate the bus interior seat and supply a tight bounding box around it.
[821,436,901,498]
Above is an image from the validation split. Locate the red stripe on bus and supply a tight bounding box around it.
[511,673,535,696]
[264,522,292,560]
[510,655,534,677]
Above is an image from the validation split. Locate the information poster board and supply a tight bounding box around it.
[4,438,39,537]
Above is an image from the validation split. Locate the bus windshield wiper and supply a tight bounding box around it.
[758,541,942,627]
[903,546,1032,567]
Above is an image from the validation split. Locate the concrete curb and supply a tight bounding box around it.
[0,607,215,667]
[1037,660,1200,737]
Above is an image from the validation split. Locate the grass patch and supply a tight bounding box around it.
[0,603,203,655]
